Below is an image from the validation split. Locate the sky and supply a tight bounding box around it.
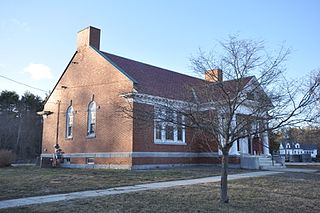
[0,0,319,99]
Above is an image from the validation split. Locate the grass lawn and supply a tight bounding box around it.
[286,164,320,170]
[5,171,320,213]
[0,165,245,200]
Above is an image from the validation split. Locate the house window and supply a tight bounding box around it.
[165,125,174,140]
[154,107,185,144]
[66,105,74,138]
[286,143,290,149]
[155,122,162,140]
[87,101,96,137]
[177,125,183,141]
[86,158,94,164]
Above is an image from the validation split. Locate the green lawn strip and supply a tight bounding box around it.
[0,166,245,200]
[5,172,319,213]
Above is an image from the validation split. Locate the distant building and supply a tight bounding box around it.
[279,140,318,161]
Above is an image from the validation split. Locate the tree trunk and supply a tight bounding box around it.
[220,150,229,203]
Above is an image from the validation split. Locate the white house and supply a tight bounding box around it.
[279,140,318,159]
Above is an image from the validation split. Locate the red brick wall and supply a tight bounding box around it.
[42,46,134,156]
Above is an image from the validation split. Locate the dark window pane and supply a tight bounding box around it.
[177,126,183,141]
[68,126,72,137]
[156,122,162,140]
[90,123,96,134]
[166,125,174,140]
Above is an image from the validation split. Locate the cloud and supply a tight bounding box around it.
[24,63,53,80]
[0,19,30,33]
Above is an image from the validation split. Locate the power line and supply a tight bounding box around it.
[0,74,48,93]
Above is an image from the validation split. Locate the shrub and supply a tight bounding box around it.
[0,149,15,167]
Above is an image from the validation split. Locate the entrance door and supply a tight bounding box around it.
[252,136,263,155]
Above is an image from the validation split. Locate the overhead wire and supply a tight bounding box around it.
[1,73,130,93]
[0,74,48,93]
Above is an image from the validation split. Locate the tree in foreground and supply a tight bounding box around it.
[119,36,320,203]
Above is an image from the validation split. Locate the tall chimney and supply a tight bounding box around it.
[77,26,101,50]
[205,69,223,82]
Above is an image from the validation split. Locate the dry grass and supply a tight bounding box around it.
[0,165,244,200]
[5,171,320,213]
[286,164,320,170]
[0,149,15,167]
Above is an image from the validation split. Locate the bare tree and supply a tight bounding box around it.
[118,36,320,203]
[188,36,320,203]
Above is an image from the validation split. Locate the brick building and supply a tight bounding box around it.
[40,26,270,169]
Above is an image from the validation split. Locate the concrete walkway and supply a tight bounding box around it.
[0,171,281,209]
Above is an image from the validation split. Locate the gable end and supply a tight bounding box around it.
[90,46,138,84]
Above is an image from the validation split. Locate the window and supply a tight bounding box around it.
[86,158,95,164]
[286,143,290,149]
[165,125,174,140]
[154,107,185,144]
[177,125,183,141]
[155,122,162,140]
[295,143,300,149]
[66,106,74,138]
[154,108,164,140]
[165,110,174,140]
[87,101,96,137]
[177,113,184,141]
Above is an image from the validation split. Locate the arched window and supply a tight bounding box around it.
[66,105,74,138]
[87,101,96,137]
[295,143,300,149]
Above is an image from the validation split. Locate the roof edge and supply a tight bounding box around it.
[89,46,138,84]
[44,51,78,105]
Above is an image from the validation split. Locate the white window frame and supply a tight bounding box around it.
[154,107,186,145]
[86,158,95,164]
[66,105,74,139]
[87,101,97,138]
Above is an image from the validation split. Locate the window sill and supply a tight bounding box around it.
[154,141,186,145]
[65,137,73,140]
[86,134,96,139]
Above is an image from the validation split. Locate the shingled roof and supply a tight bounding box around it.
[101,51,254,102]
[281,140,318,150]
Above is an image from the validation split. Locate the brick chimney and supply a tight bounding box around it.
[205,69,223,82]
[77,26,100,50]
